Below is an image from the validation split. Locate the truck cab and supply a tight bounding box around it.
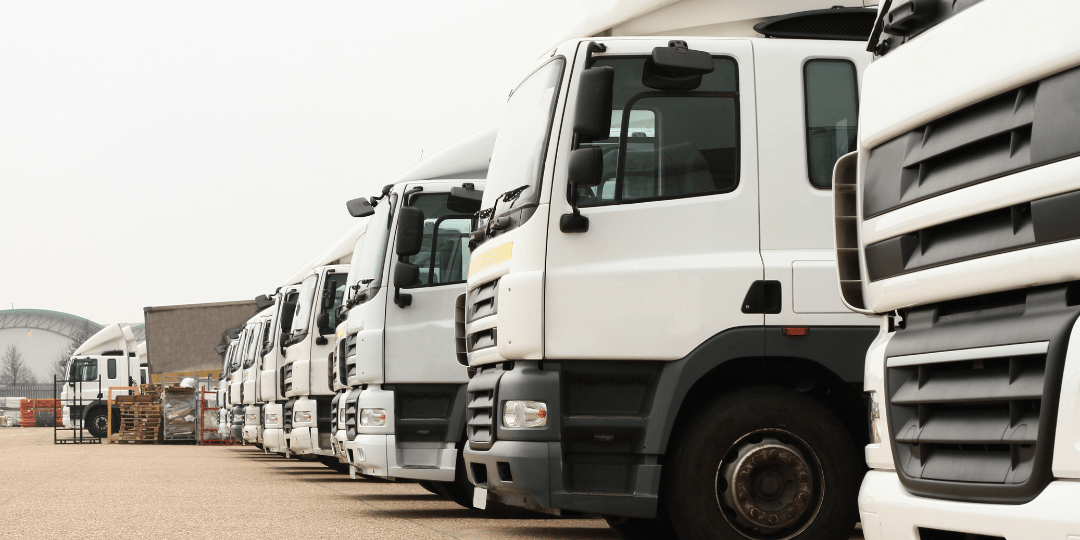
[228,322,258,442]
[61,323,149,438]
[336,125,493,505]
[838,2,1080,539]
[260,285,300,454]
[242,308,274,445]
[217,340,238,439]
[282,264,350,457]
[458,9,880,539]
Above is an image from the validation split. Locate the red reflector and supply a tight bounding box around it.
[782,327,809,337]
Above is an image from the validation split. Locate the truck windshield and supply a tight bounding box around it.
[350,193,397,304]
[243,323,261,369]
[69,358,98,382]
[291,274,319,340]
[480,57,565,221]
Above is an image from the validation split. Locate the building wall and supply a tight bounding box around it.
[143,300,257,375]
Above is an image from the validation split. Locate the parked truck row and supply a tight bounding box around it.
[68,1,1079,538]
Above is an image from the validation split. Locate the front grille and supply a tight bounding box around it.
[466,367,502,450]
[330,392,341,430]
[864,64,1080,219]
[259,404,266,429]
[455,293,468,366]
[283,364,293,394]
[468,328,497,352]
[283,399,295,434]
[345,333,358,381]
[888,348,1046,484]
[883,282,1080,503]
[344,388,361,440]
[467,279,499,322]
[866,188,1080,282]
[339,334,355,386]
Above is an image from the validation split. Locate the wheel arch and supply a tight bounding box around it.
[646,326,875,457]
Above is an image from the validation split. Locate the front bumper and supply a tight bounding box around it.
[286,398,333,456]
[264,428,285,453]
[860,470,1080,540]
[343,434,456,482]
[334,429,348,463]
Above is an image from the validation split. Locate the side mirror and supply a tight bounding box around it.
[395,207,425,256]
[254,294,274,310]
[643,41,713,91]
[394,262,420,289]
[560,147,606,234]
[316,312,333,335]
[346,197,375,218]
[216,345,227,355]
[447,186,484,214]
[574,66,614,141]
[568,147,604,188]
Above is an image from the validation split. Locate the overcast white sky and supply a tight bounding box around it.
[0,1,581,325]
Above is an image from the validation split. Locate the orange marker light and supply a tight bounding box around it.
[782,327,809,337]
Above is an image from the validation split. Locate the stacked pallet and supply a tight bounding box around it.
[19,399,61,427]
[116,395,162,442]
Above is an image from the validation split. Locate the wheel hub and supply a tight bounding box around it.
[717,435,817,536]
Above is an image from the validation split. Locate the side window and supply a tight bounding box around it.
[804,59,858,188]
[81,360,98,381]
[404,193,472,287]
[577,56,740,206]
[322,272,350,329]
[107,358,116,380]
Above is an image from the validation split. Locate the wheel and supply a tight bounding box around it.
[664,386,861,540]
[86,408,108,439]
[604,513,679,540]
[436,444,476,509]
[419,481,444,496]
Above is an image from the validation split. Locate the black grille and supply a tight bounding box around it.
[466,367,502,450]
[883,282,1080,503]
[330,392,341,430]
[888,352,1045,485]
[283,363,293,394]
[344,388,361,440]
[283,399,295,434]
[345,333,358,382]
[865,188,1080,281]
[864,64,1080,219]
[259,404,266,429]
[467,279,499,322]
[467,328,497,352]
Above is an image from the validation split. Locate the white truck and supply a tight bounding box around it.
[217,339,239,440]
[457,4,882,539]
[258,284,300,454]
[227,321,257,442]
[279,224,364,460]
[242,308,274,445]
[61,323,149,438]
[836,2,1080,539]
[335,124,495,505]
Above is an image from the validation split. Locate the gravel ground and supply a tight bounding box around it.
[0,428,865,539]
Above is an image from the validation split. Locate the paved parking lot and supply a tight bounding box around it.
[0,428,864,539]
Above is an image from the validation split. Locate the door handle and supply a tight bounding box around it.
[742,281,781,314]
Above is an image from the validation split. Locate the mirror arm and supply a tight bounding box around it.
[560,183,590,233]
[394,287,412,308]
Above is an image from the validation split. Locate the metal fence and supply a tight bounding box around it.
[0,383,56,400]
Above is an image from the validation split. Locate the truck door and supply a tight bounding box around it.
[754,42,870,327]
[384,184,481,383]
[544,39,763,360]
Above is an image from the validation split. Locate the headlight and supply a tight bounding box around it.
[360,408,386,427]
[503,400,547,428]
[266,413,280,424]
[294,411,312,424]
[246,414,257,423]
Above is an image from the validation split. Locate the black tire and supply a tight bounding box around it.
[604,513,679,540]
[664,386,861,540]
[316,455,350,473]
[419,481,444,496]
[437,443,476,509]
[86,408,108,439]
